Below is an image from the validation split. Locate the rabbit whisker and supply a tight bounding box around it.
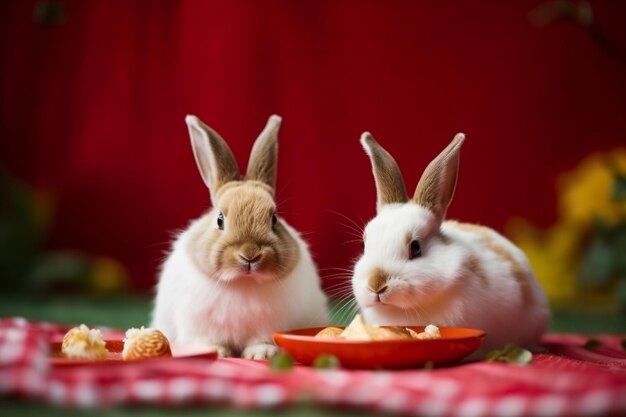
[327,209,365,234]
[331,300,359,326]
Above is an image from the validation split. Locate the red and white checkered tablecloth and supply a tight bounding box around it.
[1,317,625,416]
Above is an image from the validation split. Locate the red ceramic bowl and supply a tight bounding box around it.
[273,326,485,369]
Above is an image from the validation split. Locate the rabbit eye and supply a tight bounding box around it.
[217,212,224,230]
[272,214,277,228]
[409,240,421,259]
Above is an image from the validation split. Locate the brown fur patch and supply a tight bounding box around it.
[488,243,533,306]
[464,254,488,286]
[447,221,490,235]
[450,221,533,306]
[215,181,273,201]
[367,268,390,293]
[186,181,300,280]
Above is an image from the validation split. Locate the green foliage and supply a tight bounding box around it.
[269,351,294,372]
[613,174,626,202]
[486,344,533,365]
[578,236,616,288]
[0,168,106,294]
[33,1,67,26]
[27,252,91,291]
[0,171,41,290]
[313,354,341,370]
[576,172,626,310]
[0,169,45,292]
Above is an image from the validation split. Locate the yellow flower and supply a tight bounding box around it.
[557,148,626,228]
[507,148,626,308]
[506,218,581,302]
[88,256,129,295]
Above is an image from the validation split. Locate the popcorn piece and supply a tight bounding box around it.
[61,324,108,360]
[122,327,172,360]
[406,324,441,340]
[424,324,441,338]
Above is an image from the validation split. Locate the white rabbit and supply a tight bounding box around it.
[151,115,328,359]
[352,132,550,357]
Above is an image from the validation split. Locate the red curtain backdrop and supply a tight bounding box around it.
[1,0,626,292]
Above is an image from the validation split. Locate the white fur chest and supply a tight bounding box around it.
[162,247,294,349]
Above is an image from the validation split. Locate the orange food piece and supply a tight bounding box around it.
[122,327,172,360]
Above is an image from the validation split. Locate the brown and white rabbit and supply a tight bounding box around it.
[352,132,550,356]
[151,115,328,359]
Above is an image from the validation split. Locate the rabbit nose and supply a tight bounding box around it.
[374,285,388,303]
[367,268,390,294]
[374,285,388,295]
[238,254,262,264]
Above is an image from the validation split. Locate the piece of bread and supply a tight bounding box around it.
[339,314,410,341]
[315,326,344,338]
[61,324,108,360]
[366,325,411,340]
[339,314,371,340]
[122,327,172,360]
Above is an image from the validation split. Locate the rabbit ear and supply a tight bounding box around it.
[246,115,281,190]
[413,133,465,221]
[360,132,409,211]
[185,115,240,200]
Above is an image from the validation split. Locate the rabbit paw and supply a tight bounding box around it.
[241,343,278,360]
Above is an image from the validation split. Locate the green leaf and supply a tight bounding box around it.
[583,339,601,350]
[612,230,626,275]
[0,169,42,290]
[613,173,626,202]
[503,344,533,365]
[26,251,91,291]
[313,354,341,369]
[269,351,294,372]
[617,278,626,311]
[577,237,615,289]
[591,214,611,233]
[485,344,533,365]
[485,350,501,362]
[33,1,67,26]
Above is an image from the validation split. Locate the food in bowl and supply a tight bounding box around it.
[406,324,441,340]
[315,314,441,341]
